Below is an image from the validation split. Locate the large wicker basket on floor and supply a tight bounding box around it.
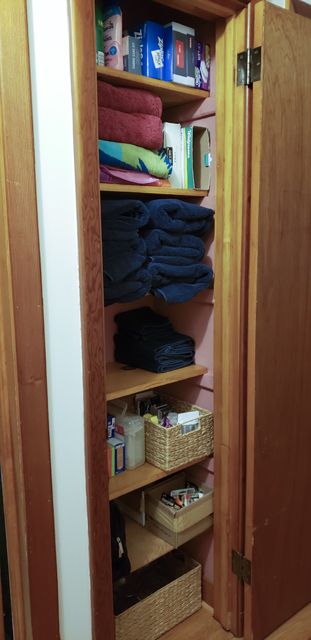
[145,393,214,472]
[114,555,201,640]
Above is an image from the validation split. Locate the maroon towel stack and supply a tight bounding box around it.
[97,80,163,151]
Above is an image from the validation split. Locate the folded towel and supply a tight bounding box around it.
[114,347,194,373]
[114,306,172,336]
[98,107,163,151]
[104,268,151,306]
[103,238,147,283]
[99,141,172,179]
[101,199,149,230]
[145,199,214,236]
[142,229,205,265]
[100,165,163,185]
[114,332,195,358]
[97,80,162,118]
[148,263,214,304]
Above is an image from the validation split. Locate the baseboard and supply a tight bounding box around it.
[202,577,214,608]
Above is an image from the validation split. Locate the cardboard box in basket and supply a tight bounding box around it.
[145,471,214,547]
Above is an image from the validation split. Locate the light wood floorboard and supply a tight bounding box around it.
[159,601,311,640]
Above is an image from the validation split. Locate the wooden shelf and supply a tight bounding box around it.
[109,458,207,501]
[106,361,208,401]
[100,184,208,196]
[125,516,173,572]
[97,65,209,109]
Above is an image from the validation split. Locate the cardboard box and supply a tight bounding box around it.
[127,22,164,80]
[164,22,195,87]
[147,513,213,547]
[107,413,115,439]
[108,437,125,474]
[115,488,146,526]
[123,36,142,74]
[195,42,210,91]
[163,122,182,188]
[144,471,214,547]
[107,445,114,478]
[182,125,211,190]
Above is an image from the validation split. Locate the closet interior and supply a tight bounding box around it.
[96,0,219,635]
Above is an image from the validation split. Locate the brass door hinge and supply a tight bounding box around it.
[237,47,261,86]
[232,550,251,585]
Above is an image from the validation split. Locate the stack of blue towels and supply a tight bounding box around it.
[114,307,195,373]
[102,200,151,305]
[102,198,214,305]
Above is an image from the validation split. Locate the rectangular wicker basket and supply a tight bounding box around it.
[145,393,214,471]
[114,551,201,640]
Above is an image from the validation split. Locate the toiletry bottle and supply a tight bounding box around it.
[95,5,105,66]
[103,5,123,70]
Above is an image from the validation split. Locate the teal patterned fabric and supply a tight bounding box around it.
[98,140,172,179]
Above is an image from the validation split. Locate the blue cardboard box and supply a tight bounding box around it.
[123,35,142,74]
[164,22,195,86]
[127,21,165,80]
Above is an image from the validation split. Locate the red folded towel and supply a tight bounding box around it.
[97,80,162,118]
[98,106,163,151]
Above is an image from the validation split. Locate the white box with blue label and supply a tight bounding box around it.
[127,22,164,80]
[164,22,195,87]
[163,122,182,189]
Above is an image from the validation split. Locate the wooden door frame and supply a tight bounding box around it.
[68,1,115,639]
[214,7,252,637]
[0,1,60,639]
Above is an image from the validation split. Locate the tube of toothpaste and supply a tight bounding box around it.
[103,5,123,70]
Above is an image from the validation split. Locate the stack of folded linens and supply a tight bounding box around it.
[98,81,172,185]
[114,307,195,373]
[102,200,151,305]
[142,199,214,303]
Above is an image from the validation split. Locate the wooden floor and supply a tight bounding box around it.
[160,602,311,640]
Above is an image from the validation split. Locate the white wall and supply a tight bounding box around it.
[26,1,92,638]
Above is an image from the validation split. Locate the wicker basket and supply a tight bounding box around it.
[145,393,214,472]
[114,553,201,640]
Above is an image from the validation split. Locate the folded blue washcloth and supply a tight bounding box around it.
[145,199,214,237]
[114,306,172,336]
[114,349,195,373]
[101,199,149,230]
[142,229,205,265]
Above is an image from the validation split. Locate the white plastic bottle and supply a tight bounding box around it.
[103,5,123,70]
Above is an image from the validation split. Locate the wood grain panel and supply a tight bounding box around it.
[213,8,249,637]
[68,1,115,639]
[245,3,311,639]
[155,0,248,20]
[0,2,60,639]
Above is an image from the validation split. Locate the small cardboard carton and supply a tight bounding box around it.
[182,125,211,190]
[145,471,214,547]
[127,22,164,80]
[163,122,182,189]
[123,36,142,74]
[108,437,125,474]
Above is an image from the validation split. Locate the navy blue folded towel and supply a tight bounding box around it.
[113,307,195,373]
[104,268,151,306]
[142,229,205,265]
[103,237,147,283]
[101,199,149,230]
[145,199,214,237]
[114,306,172,336]
[147,262,214,304]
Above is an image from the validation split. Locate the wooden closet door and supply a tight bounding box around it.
[245,3,311,639]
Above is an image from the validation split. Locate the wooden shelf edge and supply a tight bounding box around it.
[96,65,210,107]
[109,457,207,501]
[100,184,208,196]
[106,362,208,401]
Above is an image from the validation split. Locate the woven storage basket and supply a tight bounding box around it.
[114,555,201,640]
[145,393,214,471]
